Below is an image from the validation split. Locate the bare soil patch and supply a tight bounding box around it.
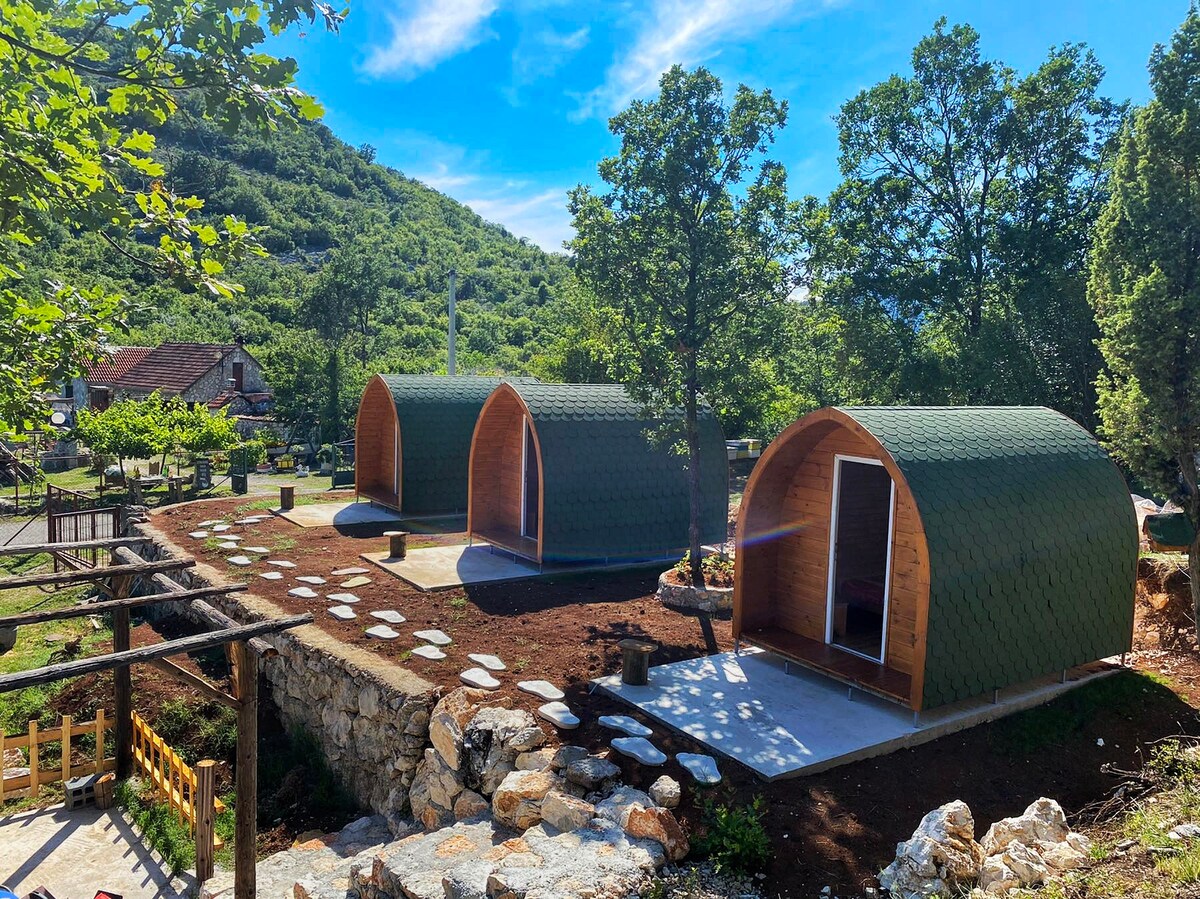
[151,498,1200,896]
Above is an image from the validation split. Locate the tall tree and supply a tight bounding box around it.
[569,66,802,585]
[0,0,341,429]
[1090,9,1200,632]
[810,19,1122,423]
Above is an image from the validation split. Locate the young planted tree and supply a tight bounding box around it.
[0,0,342,430]
[569,66,802,585]
[1090,9,1200,632]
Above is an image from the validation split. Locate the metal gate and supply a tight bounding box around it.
[46,484,121,572]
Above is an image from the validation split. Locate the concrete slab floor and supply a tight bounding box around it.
[595,648,1120,781]
[0,805,191,898]
[363,544,672,591]
[272,501,405,528]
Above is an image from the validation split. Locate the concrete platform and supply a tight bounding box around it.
[273,501,406,528]
[595,648,1118,780]
[0,804,190,898]
[363,543,541,590]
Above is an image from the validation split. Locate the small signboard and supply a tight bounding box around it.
[194,457,213,490]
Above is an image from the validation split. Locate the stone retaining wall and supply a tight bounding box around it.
[131,518,437,827]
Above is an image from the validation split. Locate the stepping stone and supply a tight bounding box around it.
[296,576,327,585]
[235,517,265,525]
[537,701,580,730]
[197,519,222,527]
[268,560,297,568]
[340,576,371,588]
[218,534,241,541]
[227,555,253,567]
[411,644,446,660]
[212,524,232,532]
[288,586,319,599]
[326,592,360,604]
[461,668,501,690]
[598,715,653,737]
[332,566,369,576]
[468,653,506,672]
[365,625,400,640]
[610,737,667,766]
[243,546,270,554]
[188,531,209,539]
[217,542,240,550]
[517,680,564,701]
[259,571,284,581]
[414,629,452,647]
[677,752,722,785]
[328,605,357,621]
[370,610,406,624]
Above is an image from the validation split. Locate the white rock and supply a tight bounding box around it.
[414,629,452,646]
[217,542,240,550]
[259,571,284,581]
[212,523,232,532]
[370,610,406,624]
[197,519,222,527]
[461,668,501,690]
[1171,823,1200,841]
[412,645,446,660]
[517,680,564,701]
[610,737,667,766]
[268,559,297,568]
[536,702,580,730]
[328,605,357,621]
[879,801,985,899]
[981,841,1049,891]
[243,546,270,554]
[326,592,360,603]
[288,587,319,598]
[332,566,369,576]
[649,775,682,809]
[188,531,209,539]
[677,752,721,785]
[227,555,253,567]
[468,653,506,671]
[982,798,1071,855]
[598,715,652,737]
[296,575,327,585]
[235,518,264,525]
[340,576,372,588]
[365,625,400,640]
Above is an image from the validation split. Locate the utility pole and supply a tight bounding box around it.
[447,268,457,376]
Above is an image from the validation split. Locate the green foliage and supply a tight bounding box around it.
[153,698,238,765]
[673,551,733,584]
[72,392,238,470]
[695,796,773,876]
[808,19,1122,425]
[114,778,196,874]
[570,66,803,582]
[0,0,341,429]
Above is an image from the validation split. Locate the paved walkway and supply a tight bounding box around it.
[0,805,191,898]
[0,517,47,548]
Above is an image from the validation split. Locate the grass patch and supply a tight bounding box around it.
[994,670,1178,755]
[152,698,238,765]
[114,777,236,874]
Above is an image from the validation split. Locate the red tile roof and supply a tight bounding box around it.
[82,346,153,385]
[114,343,237,394]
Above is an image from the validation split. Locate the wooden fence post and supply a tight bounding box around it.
[113,574,132,779]
[60,715,71,784]
[95,709,105,773]
[28,719,38,798]
[194,760,217,885]
[0,729,5,803]
[232,640,257,899]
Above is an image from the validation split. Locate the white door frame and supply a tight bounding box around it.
[520,419,533,537]
[825,454,896,664]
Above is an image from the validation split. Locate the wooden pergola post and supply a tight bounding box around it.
[111,574,133,779]
[231,640,258,899]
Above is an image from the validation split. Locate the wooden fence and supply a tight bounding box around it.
[46,484,121,572]
[0,710,115,800]
[131,711,224,852]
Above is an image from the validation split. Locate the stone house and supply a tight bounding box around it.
[111,341,272,417]
[70,345,154,413]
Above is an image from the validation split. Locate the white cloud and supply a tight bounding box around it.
[461,188,572,252]
[505,25,591,103]
[362,0,503,79]
[574,0,837,118]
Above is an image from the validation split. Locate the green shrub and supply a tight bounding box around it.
[695,797,772,875]
[114,779,195,874]
[673,551,734,584]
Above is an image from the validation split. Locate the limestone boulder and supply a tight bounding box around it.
[421,748,465,810]
[878,801,985,899]
[979,840,1050,893]
[551,745,589,771]
[649,775,681,809]
[515,748,556,771]
[981,798,1070,856]
[463,707,546,796]
[595,785,655,828]
[453,789,490,822]
[491,769,563,831]
[541,790,595,833]
[624,805,689,862]
[429,688,511,771]
[565,756,621,793]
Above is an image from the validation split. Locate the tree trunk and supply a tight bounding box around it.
[685,360,704,588]
[325,348,341,445]
[1190,529,1200,643]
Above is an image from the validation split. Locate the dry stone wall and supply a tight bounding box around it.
[132,519,437,826]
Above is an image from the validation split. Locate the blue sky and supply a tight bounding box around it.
[272,1,1191,252]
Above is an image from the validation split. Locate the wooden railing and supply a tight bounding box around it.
[0,711,115,800]
[131,711,225,851]
[46,484,121,572]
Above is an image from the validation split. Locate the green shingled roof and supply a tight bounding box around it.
[838,406,1137,709]
[511,382,728,562]
[378,375,535,515]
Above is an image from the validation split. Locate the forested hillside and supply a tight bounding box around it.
[18,108,574,435]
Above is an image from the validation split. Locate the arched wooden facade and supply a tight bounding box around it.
[355,375,522,515]
[734,406,1137,712]
[468,382,728,564]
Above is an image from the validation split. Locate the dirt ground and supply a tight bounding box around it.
[142,499,1200,897]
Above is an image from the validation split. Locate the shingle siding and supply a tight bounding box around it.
[839,406,1137,709]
